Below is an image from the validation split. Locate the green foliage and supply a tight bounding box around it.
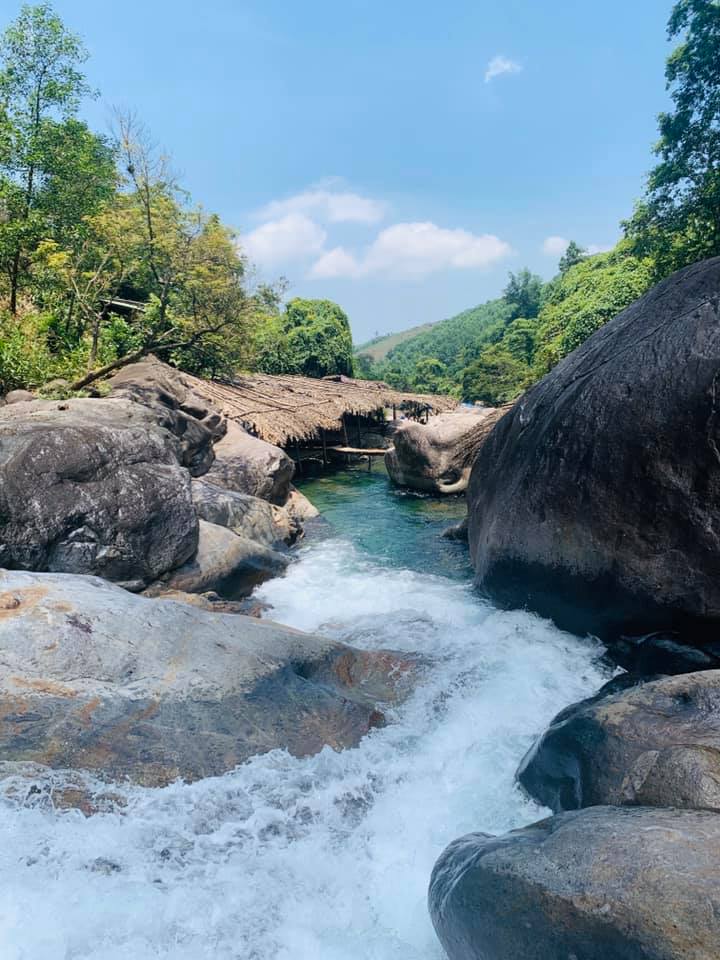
[503,268,544,320]
[559,240,587,274]
[532,242,654,374]
[625,0,720,274]
[461,346,530,405]
[254,298,354,378]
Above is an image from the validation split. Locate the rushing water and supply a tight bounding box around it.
[0,467,609,960]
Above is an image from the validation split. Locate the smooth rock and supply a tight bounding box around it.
[205,419,294,504]
[192,479,299,546]
[285,485,320,523]
[0,397,197,586]
[4,389,35,404]
[517,669,720,812]
[386,406,506,494]
[0,569,414,786]
[468,257,720,642]
[108,356,224,476]
[429,806,720,960]
[162,519,289,598]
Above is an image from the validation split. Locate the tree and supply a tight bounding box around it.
[0,4,114,312]
[625,0,720,274]
[461,345,528,405]
[254,298,354,378]
[503,268,544,320]
[559,240,587,274]
[411,356,448,393]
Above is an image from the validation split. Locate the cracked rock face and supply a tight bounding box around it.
[385,407,505,495]
[0,397,198,587]
[0,570,417,788]
[517,670,720,813]
[467,256,720,642]
[429,806,720,960]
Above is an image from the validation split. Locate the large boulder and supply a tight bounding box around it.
[386,406,506,494]
[0,569,415,787]
[191,479,300,546]
[108,356,225,476]
[517,669,720,813]
[468,257,720,642]
[0,397,197,588]
[429,806,720,960]
[205,419,294,504]
[162,519,289,598]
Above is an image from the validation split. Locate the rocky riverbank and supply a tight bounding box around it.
[0,357,416,791]
[430,257,720,959]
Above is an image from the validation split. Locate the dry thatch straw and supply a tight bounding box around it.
[182,371,458,447]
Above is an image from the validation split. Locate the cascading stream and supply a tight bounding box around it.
[0,470,609,960]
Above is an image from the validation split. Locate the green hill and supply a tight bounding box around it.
[354,322,436,362]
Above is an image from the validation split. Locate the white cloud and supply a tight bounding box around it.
[310,246,362,278]
[484,55,522,84]
[257,189,385,224]
[309,221,512,279]
[243,213,326,266]
[542,235,570,256]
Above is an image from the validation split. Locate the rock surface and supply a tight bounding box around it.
[286,485,320,523]
[108,356,224,476]
[467,257,720,641]
[0,397,197,587]
[192,479,299,546]
[518,669,720,812]
[0,569,414,786]
[429,805,720,960]
[386,406,506,494]
[205,419,294,504]
[162,519,289,598]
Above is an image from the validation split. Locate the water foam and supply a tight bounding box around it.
[0,537,608,959]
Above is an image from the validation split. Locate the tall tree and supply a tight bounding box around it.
[626,0,720,274]
[503,268,544,320]
[559,240,587,274]
[0,3,114,312]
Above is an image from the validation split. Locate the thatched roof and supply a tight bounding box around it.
[182,371,458,447]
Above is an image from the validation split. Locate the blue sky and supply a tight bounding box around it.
[47,0,672,341]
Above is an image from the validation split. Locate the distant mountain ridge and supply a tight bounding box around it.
[354,322,437,362]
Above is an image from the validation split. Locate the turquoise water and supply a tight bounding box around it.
[298,465,472,581]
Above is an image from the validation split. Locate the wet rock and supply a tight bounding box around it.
[192,479,300,546]
[517,670,720,812]
[0,569,413,787]
[108,356,224,476]
[0,397,197,586]
[607,631,720,675]
[442,518,469,542]
[467,257,720,643]
[429,806,720,960]
[162,519,289,598]
[205,420,294,505]
[285,485,320,523]
[386,406,506,494]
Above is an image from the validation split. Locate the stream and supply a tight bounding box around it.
[0,467,609,960]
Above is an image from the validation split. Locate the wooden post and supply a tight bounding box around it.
[342,416,350,466]
[294,440,303,475]
[321,429,328,467]
[392,404,396,420]
[356,414,362,447]
[367,453,372,472]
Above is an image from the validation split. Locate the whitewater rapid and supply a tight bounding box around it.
[0,536,608,960]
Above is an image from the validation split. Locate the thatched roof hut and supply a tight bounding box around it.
[182,371,457,447]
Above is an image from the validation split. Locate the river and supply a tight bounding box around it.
[0,467,609,960]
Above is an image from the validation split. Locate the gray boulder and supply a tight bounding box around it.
[467,257,720,642]
[205,419,294,504]
[0,569,415,787]
[108,356,225,476]
[191,479,300,546]
[0,397,197,587]
[162,519,289,598]
[386,406,505,494]
[429,806,720,960]
[518,669,720,813]
[4,389,35,404]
